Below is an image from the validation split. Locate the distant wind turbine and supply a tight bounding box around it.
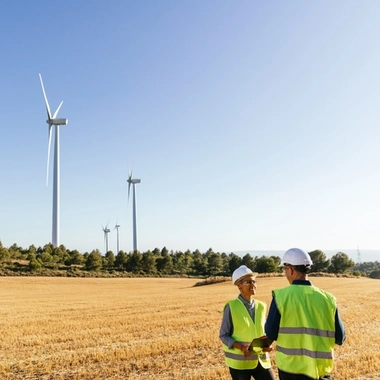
[39,73,68,247]
[114,223,120,254]
[127,171,141,252]
[102,223,111,254]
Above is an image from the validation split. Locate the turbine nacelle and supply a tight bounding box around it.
[127,172,141,201]
[128,179,141,184]
[102,221,111,234]
[46,118,68,126]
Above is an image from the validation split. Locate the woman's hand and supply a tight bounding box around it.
[240,343,251,357]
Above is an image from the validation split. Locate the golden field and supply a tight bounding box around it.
[0,276,378,379]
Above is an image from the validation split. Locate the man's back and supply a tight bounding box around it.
[275,284,336,333]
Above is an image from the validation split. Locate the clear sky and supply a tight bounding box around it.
[1,1,380,258]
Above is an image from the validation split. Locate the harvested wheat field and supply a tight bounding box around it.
[0,276,378,380]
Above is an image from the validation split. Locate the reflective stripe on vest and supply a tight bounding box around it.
[225,351,269,361]
[279,327,335,338]
[276,345,333,359]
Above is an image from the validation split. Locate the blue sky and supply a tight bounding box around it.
[1,1,380,260]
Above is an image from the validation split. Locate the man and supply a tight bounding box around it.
[265,248,346,380]
[220,265,275,380]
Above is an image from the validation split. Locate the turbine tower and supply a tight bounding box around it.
[127,171,141,252]
[102,224,111,254]
[39,74,68,247]
[114,223,120,253]
[357,246,362,264]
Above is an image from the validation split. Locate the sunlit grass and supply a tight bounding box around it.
[0,276,378,379]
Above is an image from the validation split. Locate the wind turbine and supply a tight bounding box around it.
[127,171,141,252]
[114,223,120,253]
[102,223,111,254]
[39,73,68,248]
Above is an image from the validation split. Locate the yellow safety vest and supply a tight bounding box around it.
[274,285,336,379]
[223,298,271,370]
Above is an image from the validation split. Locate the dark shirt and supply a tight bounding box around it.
[265,280,346,345]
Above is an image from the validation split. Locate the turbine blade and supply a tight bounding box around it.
[39,73,52,120]
[52,101,63,119]
[127,170,132,203]
[46,125,52,186]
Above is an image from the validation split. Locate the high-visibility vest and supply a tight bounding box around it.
[274,285,337,379]
[222,298,271,370]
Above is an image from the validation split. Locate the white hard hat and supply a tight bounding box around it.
[232,265,258,285]
[281,248,313,266]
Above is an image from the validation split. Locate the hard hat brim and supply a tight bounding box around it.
[235,272,259,284]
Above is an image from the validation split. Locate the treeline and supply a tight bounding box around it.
[0,241,379,278]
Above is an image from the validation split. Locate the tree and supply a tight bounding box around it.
[329,252,355,274]
[220,252,230,274]
[29,258,42,272]
[191,250,207,276]
[0,241,10,262]
[43,243,54,256]
[309,250,330,272]
[207,252,223,275]
[85,250,103,271]
[172,251,192,274]
[52,245,70,264]
[152,247,161,256]
[369,270,380,279]
[228,253,242,274]
[353,261,380,277]
[115,251,128,269]
[28,245,36,256]
[183,250,194,274]
[104,251,115,269]
[39,252,54,263]
[156,251,173,274]
[270,256,281,271]
[255,256,277,273]
[27,252,36,261]
[126,251,143,273]
[141,250,157,274]
[241,254,255,271]
[9,243,22,259]
[65,250,84,266]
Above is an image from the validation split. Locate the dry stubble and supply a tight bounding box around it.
[0,276,378,379]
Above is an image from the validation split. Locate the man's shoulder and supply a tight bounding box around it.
[312,286,337,303]
[226,297,243,307]
[273,286,291,296]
